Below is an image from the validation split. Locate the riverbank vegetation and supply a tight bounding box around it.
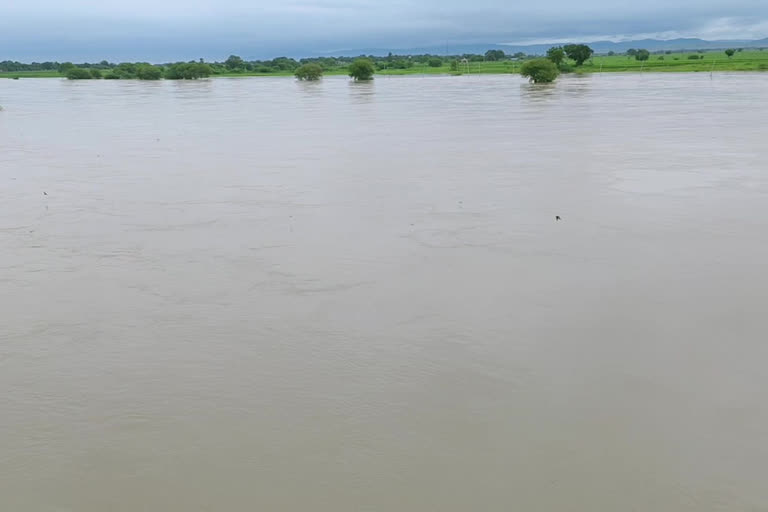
[3,47,768,80]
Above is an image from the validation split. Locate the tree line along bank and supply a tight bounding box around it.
[1,46,763,81]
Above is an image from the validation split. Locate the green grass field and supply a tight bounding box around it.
[157,50,768,77]
[4,50,768,79]
[583,50,768,72]
[212,61,527,77]
[1,70,62,78]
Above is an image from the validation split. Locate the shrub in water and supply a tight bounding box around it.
[294,63,323,81]
[520,58,559,83]
[136,65,163,80]
[66,68,93,79]
[164,62,213,79]
[348,58,375,81]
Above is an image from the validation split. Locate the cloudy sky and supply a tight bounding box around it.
[1,0,767,61]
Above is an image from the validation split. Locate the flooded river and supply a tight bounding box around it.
[2,73,768,510]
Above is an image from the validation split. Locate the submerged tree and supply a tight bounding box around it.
[295,63,323,81]
[66,68,93,79]
[136,64,163,80]
[520,58,559,83]
[164,62,213,79]
[348,58,375,81]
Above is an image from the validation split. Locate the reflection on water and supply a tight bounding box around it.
[296,79,324,95]
[519,81,559,101]
[348,79,375,103]
[2,73,768,512]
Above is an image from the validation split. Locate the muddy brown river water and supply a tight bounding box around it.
[2,73,768,510]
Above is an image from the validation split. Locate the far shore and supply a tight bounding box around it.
[3,49,767,79]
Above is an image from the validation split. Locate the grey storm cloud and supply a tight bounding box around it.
[1,0,767,60]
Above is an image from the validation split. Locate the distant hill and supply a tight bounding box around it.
[316,38,768,57]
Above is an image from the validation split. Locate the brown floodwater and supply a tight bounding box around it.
[2,73,768,511]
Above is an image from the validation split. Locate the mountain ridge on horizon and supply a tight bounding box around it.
[308,36,768,59]
[3,36,768,63]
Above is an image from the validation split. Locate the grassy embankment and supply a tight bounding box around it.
[583,50,768,72]
[4,50,768,79]
[1,70,61,78]
[210,50,768,76]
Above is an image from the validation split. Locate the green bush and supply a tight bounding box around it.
[546,46,565,66]
[104,72,120,79]
[59,62,76,74]
[66,68,93,79]
[635,49,650,61]
[563,44,593,66]
[114,63,137,77]
[270,57,299,71]
[348,58,375,81]
[520,58,559,83]
[392,59,411,69]
[687,54,701,60]
[89,68,102,79]
[657,56,665,60]
[427,57,442,67]
[164,62,213,79]
[294,63,323,81]
[224,55,245,70]
[725,49,735,58]
[485,49,505,61]
[557,61,574,73]
[136,65,162,80]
